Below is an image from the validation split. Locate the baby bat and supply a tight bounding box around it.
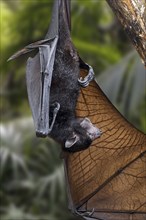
[8,0,102,152]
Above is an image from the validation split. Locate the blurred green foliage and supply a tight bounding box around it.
[0,118,77,220]
[0,0,145,219]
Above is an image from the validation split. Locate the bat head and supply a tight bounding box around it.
[64,118,102,152]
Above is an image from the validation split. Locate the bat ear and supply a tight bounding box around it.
[65,134,80,149]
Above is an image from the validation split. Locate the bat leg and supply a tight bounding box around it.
[48,102,60,133]
[78,64,95,88]
[26,38,57,49]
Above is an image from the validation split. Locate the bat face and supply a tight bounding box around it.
[80,117,102,140]
[64,118,102,152]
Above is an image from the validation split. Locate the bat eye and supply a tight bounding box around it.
[87,132,94,139]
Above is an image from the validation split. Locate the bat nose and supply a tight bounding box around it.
[95,128,102,138]
[99,129,102,134]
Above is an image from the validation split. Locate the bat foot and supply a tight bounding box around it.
[78,65,95,88]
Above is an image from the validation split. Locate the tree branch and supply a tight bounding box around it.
[106,0,146,67]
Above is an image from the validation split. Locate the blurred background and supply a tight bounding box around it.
[0,0,145,219]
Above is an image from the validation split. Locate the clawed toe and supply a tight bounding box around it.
[48,102,60,132]
[78,64,95,87]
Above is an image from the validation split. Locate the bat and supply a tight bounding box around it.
[8,1,146,219]
[8,0,102,152]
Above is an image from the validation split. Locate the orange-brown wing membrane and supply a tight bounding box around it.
[64,69,146,220]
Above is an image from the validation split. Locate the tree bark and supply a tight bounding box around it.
[106,0,146,67]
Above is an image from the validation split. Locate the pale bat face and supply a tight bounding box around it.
[80,117,102,140]
[65,118,102,150]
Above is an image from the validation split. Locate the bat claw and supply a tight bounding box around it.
[53,102,60,115]
[54,102,60,112]
[48,102,60,132]
[75,208,95,217]
[78,64,95,88]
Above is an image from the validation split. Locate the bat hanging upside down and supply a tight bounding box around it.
[8,0,102,152]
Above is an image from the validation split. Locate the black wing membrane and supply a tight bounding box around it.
[8,0,71,137]
[26,37,58,137]
[25,0,60,137]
